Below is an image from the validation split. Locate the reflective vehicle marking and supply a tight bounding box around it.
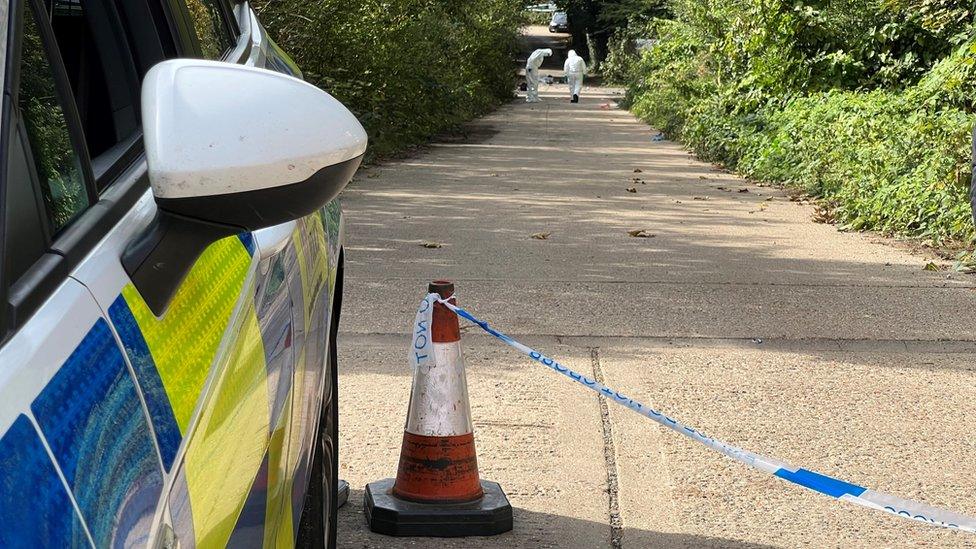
[182,299,269,547]
[109,298,182,470]
[117,236,252,434]
[31,319,162,547]
[0,416,87,547]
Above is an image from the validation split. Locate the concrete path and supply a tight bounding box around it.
[335,81,976,548]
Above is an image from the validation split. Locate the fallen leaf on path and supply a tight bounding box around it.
[421,242,443,248]
[765,196,774,201]
[758,202,768,211]
[633,168,643,173]
[738,188,750,193]
[628,230,656,238]
[489,173,498,177]
[812,204,835,224]
[693,196,709,201]
[626,187,637,193]
[699,176,707,179]
[923,262,941,271]
[531,232,552,240]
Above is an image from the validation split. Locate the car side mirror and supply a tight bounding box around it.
[123,59,367,315]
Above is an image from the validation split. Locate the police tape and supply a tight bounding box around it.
[414,293,976,533]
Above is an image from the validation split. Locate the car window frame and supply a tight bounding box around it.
[167,0,239,60]
[0,0,150,340]
[0,0,249,340]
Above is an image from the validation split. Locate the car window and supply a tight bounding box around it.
[184,0,233,59]
[19,6,89,233]
[44,0,139,168]
[2,0,157,331]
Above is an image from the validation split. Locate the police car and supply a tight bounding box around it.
[0,0,365,547]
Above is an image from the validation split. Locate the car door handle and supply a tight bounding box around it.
[252,220,297,260]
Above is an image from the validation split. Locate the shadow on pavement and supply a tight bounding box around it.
[338,488,777,549]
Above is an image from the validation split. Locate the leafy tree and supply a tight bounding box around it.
[556,0,667,66]
[253,0,523,157]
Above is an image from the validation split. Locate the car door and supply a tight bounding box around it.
[0,0,340,546]
[75,1,333,547]
[57,2,282,547]
[0,3,165,547]
[0,0,286,547]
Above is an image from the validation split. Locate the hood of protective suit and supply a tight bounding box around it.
[564,50,586,74]
[526,48,553,70]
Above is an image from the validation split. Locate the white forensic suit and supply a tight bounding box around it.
[525,48,552,103]
[564,49,587,102]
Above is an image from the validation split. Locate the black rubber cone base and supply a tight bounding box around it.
[364,478,513,537]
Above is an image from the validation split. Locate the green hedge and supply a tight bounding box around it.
[738,93,973,242]
[253,0,523,158]
[621,2,976,246]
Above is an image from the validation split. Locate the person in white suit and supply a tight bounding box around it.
[525,48,552,103]
[564,49,587,103]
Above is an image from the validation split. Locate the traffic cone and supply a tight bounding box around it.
[364,280,513,537]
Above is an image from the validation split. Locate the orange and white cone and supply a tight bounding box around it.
[364,280,513,537]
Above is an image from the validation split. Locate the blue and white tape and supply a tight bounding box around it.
[420,293,976,533]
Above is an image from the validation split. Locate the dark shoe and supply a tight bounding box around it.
[572,94,579,103]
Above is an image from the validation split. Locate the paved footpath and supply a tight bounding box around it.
[335,81,976,548]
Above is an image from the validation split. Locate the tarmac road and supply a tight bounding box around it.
[517,25,572,67]
[334,82,976,547]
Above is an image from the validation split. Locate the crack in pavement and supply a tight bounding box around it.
[591,348,623,549]
[341,332,976,355]
[344,275,976,290]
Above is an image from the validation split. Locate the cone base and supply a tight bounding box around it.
[364,478,513,537]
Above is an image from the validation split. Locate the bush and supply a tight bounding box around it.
[619,0,976,245]
[738,92,973,243]
[252,0,523,158]
[524,10,553,26]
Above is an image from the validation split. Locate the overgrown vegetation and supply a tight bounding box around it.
[524,9,553,26]
[608,0,976,245]
[253,0,523,157]
[558,0,666,71]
